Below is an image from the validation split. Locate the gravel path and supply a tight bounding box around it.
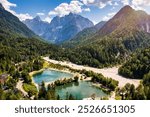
[16,80,28,96]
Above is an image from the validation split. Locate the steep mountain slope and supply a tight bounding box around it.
[45,13,94,44]
[88,5,150,52]
[63,21,106,47]
[50,5,150,68]
[24,13,94,44]
[0,3,37,38]
[0,3,60,62]
[99,5,150,36]
[0,3,63,100]
[23,16,49,36]
[66,5,150,47]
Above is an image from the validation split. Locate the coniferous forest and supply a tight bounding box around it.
[0,2,150,100]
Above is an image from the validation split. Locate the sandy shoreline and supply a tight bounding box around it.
[43,57,140,88]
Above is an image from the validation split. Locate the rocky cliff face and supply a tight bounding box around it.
[24,13,94,44]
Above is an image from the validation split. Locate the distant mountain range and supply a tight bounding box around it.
[51,5,150,68]
[23,16,49,37]
[24,13,94,44]
[1,2,150,68]
[63,21,106,47]
[65,5,150,48]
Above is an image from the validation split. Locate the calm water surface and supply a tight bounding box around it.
[33,69,107,99]
[33,69,73,84]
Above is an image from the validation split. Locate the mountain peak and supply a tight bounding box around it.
[68,13,80,17]
[119,5,134,14]
[113,5,135,19]
[34,16,41,21]
[0,3,5,10]
[68,13,75,16]
[122,5,133,10]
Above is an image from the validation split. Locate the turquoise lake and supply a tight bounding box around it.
[33,69,107,100]
[56,81,107,100]
[33,69,73,84]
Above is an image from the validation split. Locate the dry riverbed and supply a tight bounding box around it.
[43,57,140,88]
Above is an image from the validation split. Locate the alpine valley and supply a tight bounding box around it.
[0,2,150,100]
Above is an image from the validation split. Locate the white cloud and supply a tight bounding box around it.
[0,0,33,21]
[114,2,119,6]
[80,0,112,9]
[49,1,84,17]
[121,0,130,5]
[120,0,150,10]
[132,0,150,6]
[98,2,107,8]
[131,0,150,10]
[83,8,91,12]
[17,13,33,21]
[44,17,52,23]
[0,0,16,12]
[103,12,116,21]
[81,0,95,5]
[92,20,98,25]
[80,0,150,10]
[37,12,45,16]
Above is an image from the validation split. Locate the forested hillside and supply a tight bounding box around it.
[119,48,150,79]
[0,3,37,38]
[50,6,150,68]
[50,31,150,68]
[0,3,62,99]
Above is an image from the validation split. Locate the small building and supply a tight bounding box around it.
[0,74,8,85]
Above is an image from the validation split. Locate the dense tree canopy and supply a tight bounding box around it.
[119,48,150,79]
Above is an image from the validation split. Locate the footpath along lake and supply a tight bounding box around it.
[33,69,107,100]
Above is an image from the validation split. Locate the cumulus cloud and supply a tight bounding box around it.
[131,0,150,10]
[132,0,150,6]
[17,13,33,21]
[49,1,84,17]
[0,0,33,21]
[83,8,91,12]
[81,0,95,5]
[0,0,16,12]
[80,0,112,9]
[121,0,130,5]
[48,0,92,17]
[37,12,45,16]
[120,0,150,10]
[117,0,149,10]
[44,17,52,23]
[1,0,150,21]
[80,0,150,10]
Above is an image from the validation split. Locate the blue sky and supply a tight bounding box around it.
[1,0,150,24]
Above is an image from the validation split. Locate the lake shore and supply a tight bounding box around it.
[43,57,140,88]
[29,66,111,100]
[29,67,78,87]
